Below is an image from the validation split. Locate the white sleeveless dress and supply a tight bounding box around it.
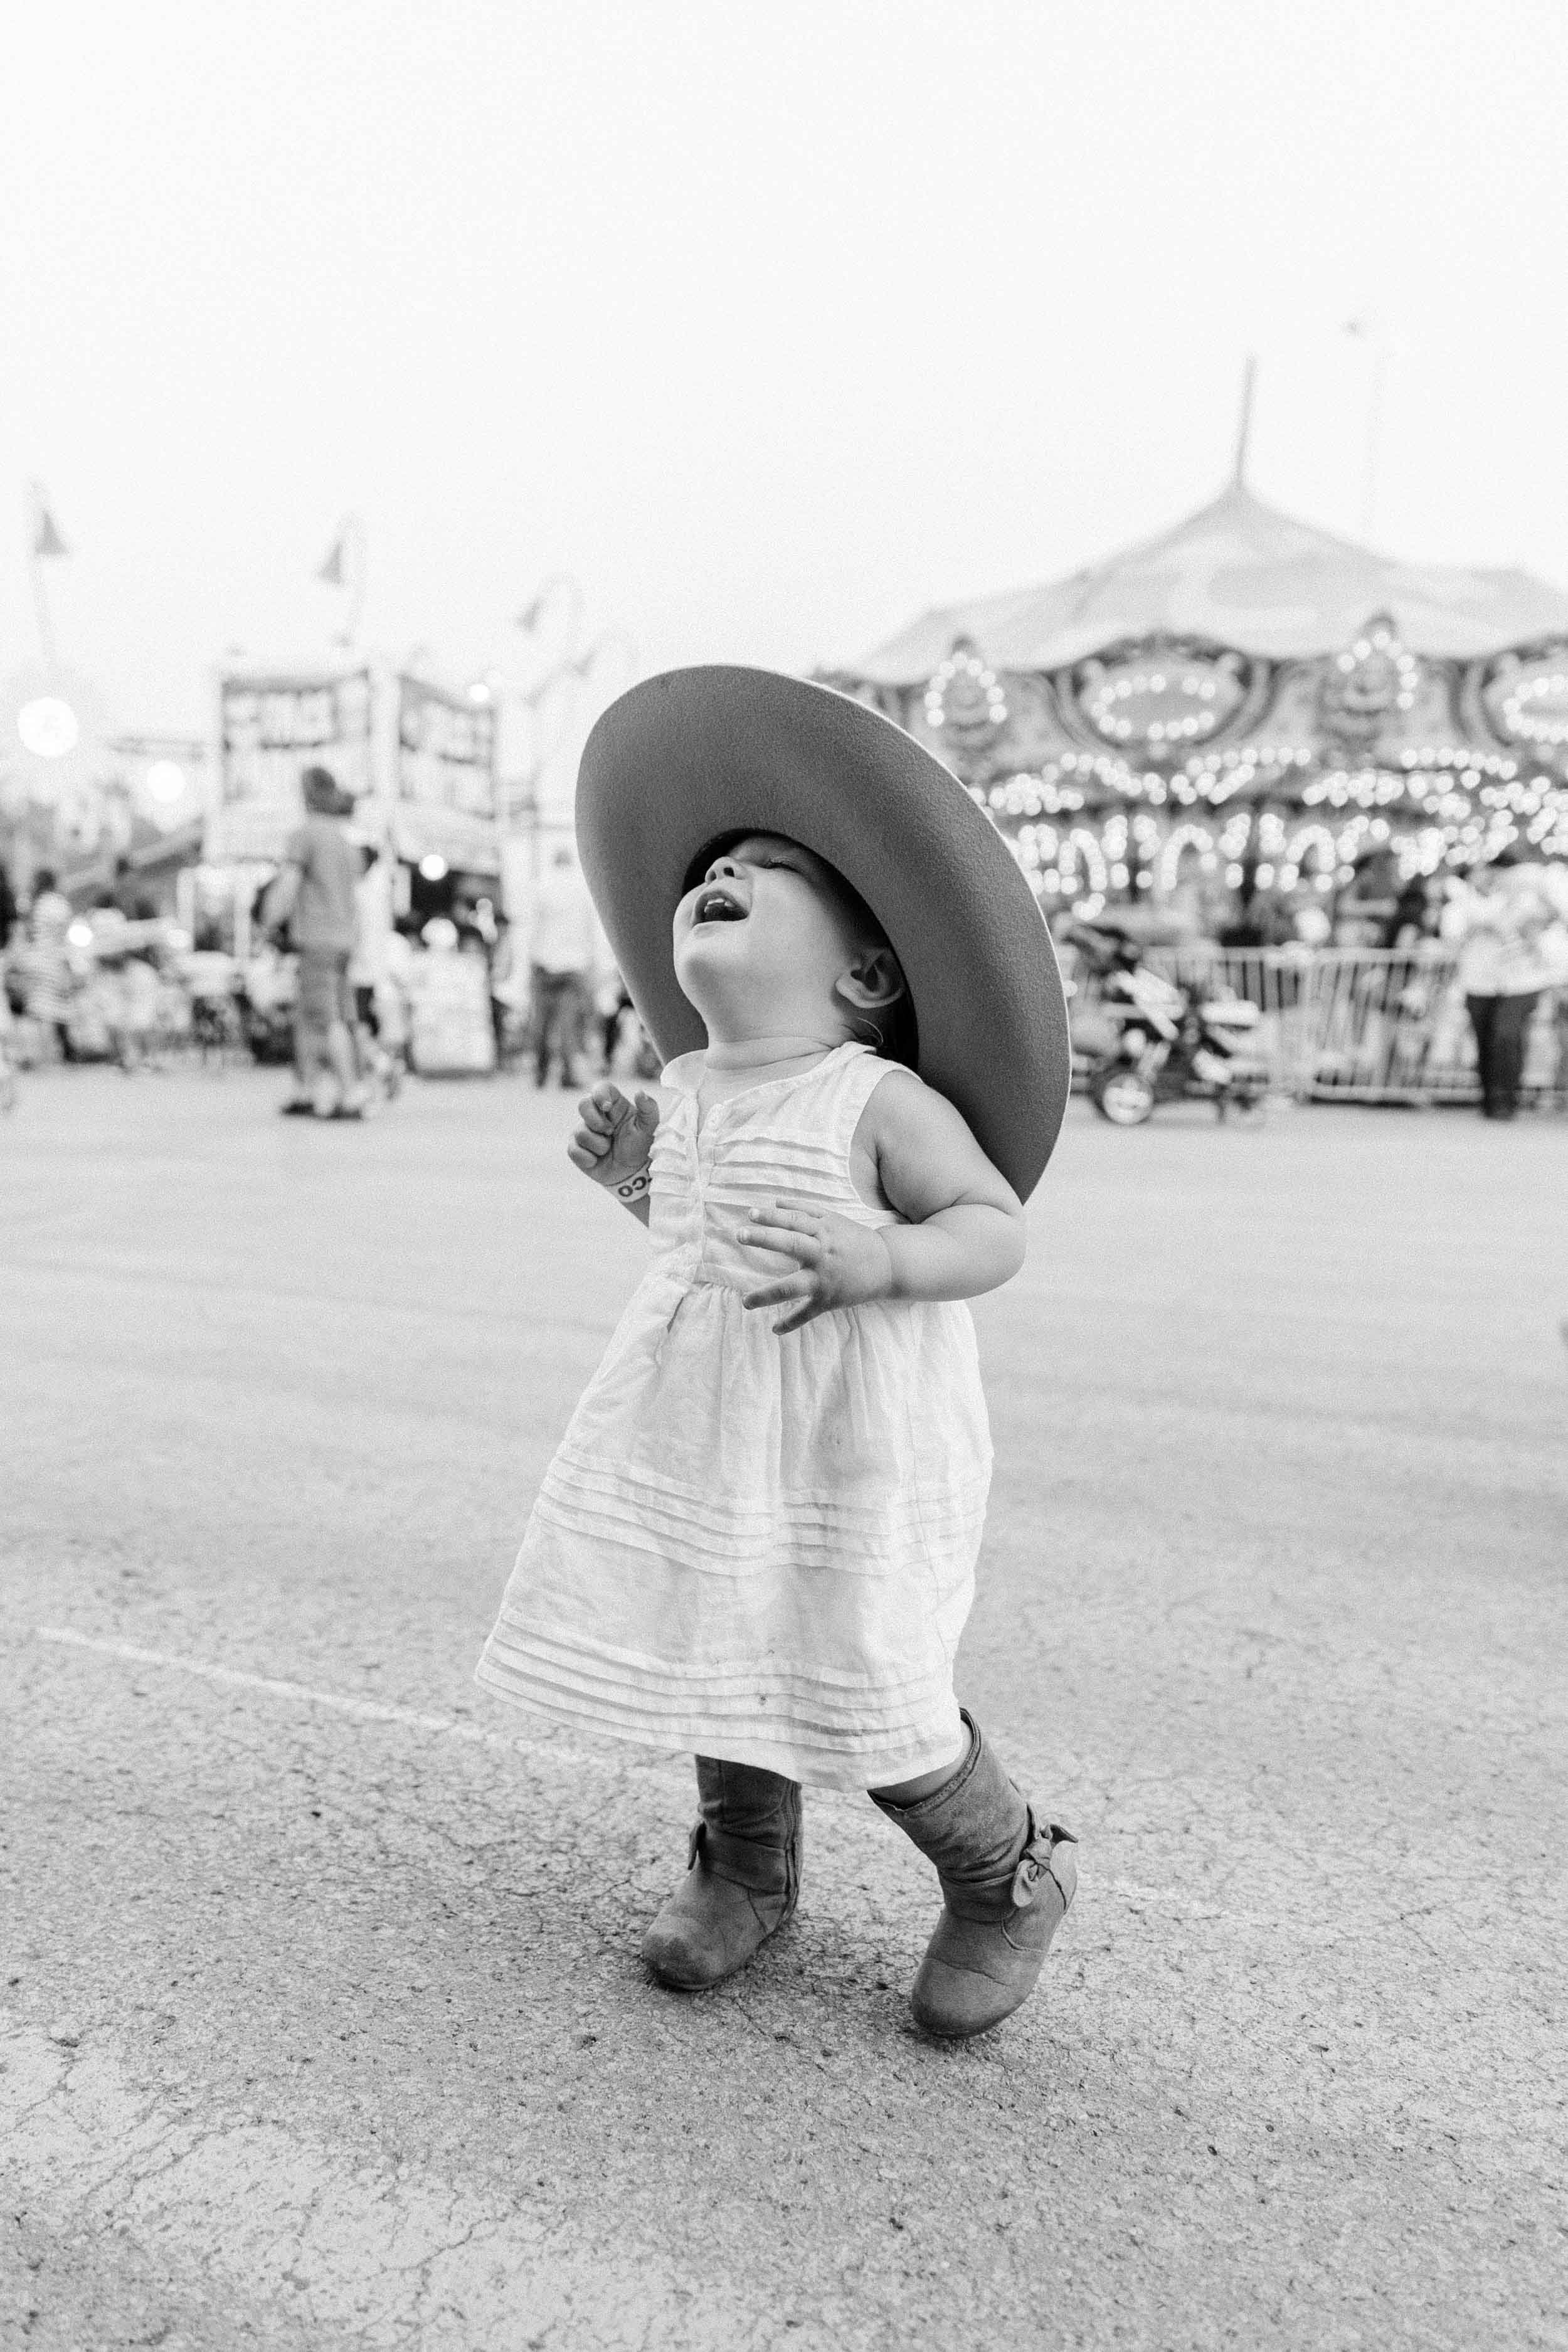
[476,1043,992,1790]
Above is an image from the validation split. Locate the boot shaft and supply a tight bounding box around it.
[872,1713,1073,1924]
[642,1757,803,1993]
[692,1755,803,1904]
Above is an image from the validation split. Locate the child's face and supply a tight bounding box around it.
[672,834,874,1040]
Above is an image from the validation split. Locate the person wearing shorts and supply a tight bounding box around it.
[265,766,368,1118]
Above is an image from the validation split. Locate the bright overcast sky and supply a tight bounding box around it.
[3,0,1566,738]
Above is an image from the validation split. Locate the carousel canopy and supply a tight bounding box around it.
[852,482,1568,681]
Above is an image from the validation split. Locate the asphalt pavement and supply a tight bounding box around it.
[3,1064,1565,2350]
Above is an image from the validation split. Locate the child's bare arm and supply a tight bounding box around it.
[738,1073,1024,1332]
[569,1083,660,1226]
[871,1073,1026,1300]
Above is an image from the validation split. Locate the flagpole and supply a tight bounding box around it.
[27,481,59,668]
[1232,354,1258,487]
[318,512,368,652]
[342,514,368,651]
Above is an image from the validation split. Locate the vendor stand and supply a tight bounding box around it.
[206,664,377,955]
[204,661,502,1074]
[391,675,499,1074]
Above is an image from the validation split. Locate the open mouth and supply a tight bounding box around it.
[691,884,748,926]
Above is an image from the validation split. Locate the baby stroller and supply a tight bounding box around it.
[1064,919,1269,1125]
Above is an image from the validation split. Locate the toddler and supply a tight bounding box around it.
[479,686,1076,2038]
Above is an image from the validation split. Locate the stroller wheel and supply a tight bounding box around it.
[1093,1068,1156,1126]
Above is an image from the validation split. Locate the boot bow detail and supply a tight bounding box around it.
[1009,1819,1078,1912]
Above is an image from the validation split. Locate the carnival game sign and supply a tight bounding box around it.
[395,676,497,866]
[216,671,373,861]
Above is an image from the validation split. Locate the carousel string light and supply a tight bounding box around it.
[986,770,1090,818]
[1155,822,1216,894]
[1067,827,1110,898]
[960,626,1568,898]
[1335,621,1418,712]
[924,647,1007,733]
[1499,668,1568,744]
[1084,665,1224,746]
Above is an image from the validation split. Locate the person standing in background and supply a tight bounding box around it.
[348,841,403,1096]
[263,766,368,1120]
[484,912,527,1066]
[527,844,598,1089]
[1443,850,1568,1119]
[1334,847,1401,948]
[21,871,77,1062]
[1385,873,1436,950]
[349,842,396,1039]
[27,869,71,931]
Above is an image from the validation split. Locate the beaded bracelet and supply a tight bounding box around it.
[615,1167,652,1202]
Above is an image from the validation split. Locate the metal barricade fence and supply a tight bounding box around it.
[1062,943,1567,1106]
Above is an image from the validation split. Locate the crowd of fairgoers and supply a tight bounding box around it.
[3,843,1566,1123]
[0,858,657,1100]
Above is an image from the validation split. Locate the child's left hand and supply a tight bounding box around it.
[737,1204,894,1333]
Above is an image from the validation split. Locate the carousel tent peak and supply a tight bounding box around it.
[849,482,1568,684]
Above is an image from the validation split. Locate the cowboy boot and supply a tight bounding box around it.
[642,1757,803,1991]
[872,1711,1076,2038]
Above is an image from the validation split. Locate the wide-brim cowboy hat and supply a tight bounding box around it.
[575,666,1070,1200]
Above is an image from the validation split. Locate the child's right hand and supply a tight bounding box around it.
[569,1082,660,1189]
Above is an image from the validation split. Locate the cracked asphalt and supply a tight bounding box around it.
[3,1066,1565,2349]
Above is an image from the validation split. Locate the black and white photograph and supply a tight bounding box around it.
[3,6,1565,2346]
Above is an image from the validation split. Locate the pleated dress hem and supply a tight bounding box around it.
[475,1641,968,1792]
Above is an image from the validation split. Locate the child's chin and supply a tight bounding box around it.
[675,932,745,985]
[674,944,772,1024]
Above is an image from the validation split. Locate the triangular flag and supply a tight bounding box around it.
[34,505,69,559]
[316,534,346,586]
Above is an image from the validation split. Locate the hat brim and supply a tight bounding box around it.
[575,666,1071,1200]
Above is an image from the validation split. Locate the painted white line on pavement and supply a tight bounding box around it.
[32,1629,1202,1907]
[33,1624,679,1778]
[38,1624,501,1739]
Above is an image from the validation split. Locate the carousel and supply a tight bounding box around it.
[821,470,1568,916]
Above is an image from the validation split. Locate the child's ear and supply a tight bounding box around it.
[835,944,906,1014]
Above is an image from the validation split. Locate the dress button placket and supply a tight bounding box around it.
[691,1097,714,1276]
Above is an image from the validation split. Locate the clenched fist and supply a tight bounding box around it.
[569,1082,661,1196]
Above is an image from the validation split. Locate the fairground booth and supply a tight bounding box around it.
[204,661,503,1074]
[206,661,501,930]
[822,477,1568,918]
